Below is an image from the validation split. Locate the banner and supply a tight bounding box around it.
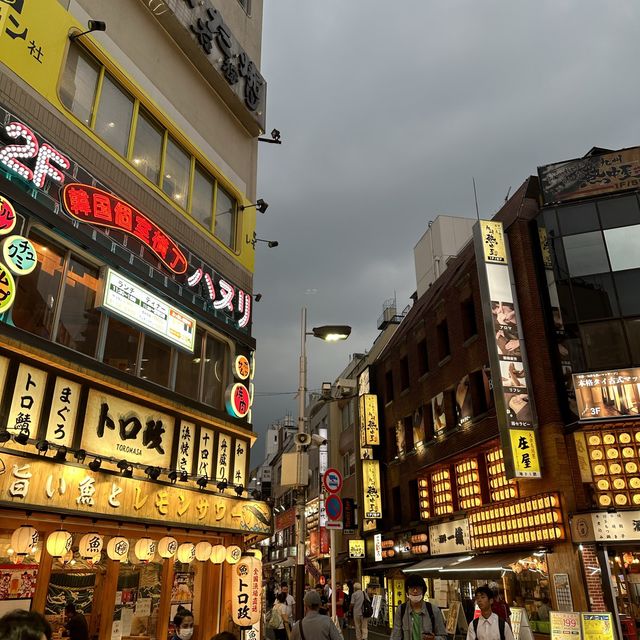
[362,460,382,518]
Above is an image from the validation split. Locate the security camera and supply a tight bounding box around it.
[310,434,327,447]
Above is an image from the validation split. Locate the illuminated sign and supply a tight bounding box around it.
[62,184,188,275]
[509,429,542,478]
[348,539,365,559]
[429,519,471,556]
[98,268,196,352]
[362,459,382,519]
[0,196,17,234]
[2,235,37,275]
[374,533,382,562]
[234,355,250,380]
[573,369,640,421]
[479,220,508,264]
[231,555,262,627]
[359,394,380,446]
[225,383,251,419]
[0,263,16,314]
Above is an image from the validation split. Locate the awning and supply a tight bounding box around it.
[403,556,472,573]
[362,561,414,572]
[439,551,533,574]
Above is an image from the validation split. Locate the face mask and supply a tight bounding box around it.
[408,595,424,603]
[178,629,194,640]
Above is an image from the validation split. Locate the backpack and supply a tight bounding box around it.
[362,594,373,619]
[343,592,351,614]
[267,606,282,629]
[473,616,507,640]
[400,601,435,633]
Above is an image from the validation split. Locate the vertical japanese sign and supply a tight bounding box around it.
[362,460,382,518]
[6,363,47,438]
[45,377,81,448]
[231,555,261,627]
[216,433,231,483]
[232,439,247,487]
[474,220,541,479]
[359,394,380,446]
[197,427,214,479]
[374,533,383,562]
[175,421,195,476]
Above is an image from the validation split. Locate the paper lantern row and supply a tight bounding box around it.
[23,528,243,564]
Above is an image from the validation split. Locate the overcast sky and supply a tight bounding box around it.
[250,1,640,464]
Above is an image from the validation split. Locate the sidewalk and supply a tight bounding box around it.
[343,624,391,640]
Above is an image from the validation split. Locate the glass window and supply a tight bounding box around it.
[140,334,171,386]
[214,186,236,248]
[103,317,140,374]
[614,269,640,316]
[557,202,600,235]
[162,136,191,206]
[191,165,214,231]
[56,256,101,356]
[59,43,99,126]
[599,195,640,229]
[132,109,163,184]
[175,329,204,400]
[626,319,640,362]
[539,209,560,239]
[202,334,226,407]
[563,231,610,277]
[580,321,630,370]
[12,233,65,339]
[94,73,134,156]
[571,273,619,322]
[605,225,640,272]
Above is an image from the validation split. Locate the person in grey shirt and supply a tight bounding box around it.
[290,591,342,640]
[390,575,447,640]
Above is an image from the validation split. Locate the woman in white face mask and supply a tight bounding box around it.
[172,608,195,640]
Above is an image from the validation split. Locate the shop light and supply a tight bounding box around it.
[195,541,212,562]
[168,470,178,484]
[117,460,133,478]
[74,449,87,463]
[179,471,189,483]
[14,431,29,446]
[234,485,244,496]
[177,542,195,564]
[78,533,104,559]
[134,537,156,563]
[88,458,102,472]
[217,480,228,492]
[46,530,73,558]
[158,536,178,559]
[145,466,161,481]
[197,476,209,490]
[54,446,68,462]
[210,544,226,564]
[36,440,49,454]
[11,526,39,556]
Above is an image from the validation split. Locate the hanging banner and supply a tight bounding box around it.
[474,220,541,480]
[216,433,232,483]
[359,394,380,446]
[197,428,215,479]
[232,439,248,488]
[362,460,382,519]
[45,377,82,448]
[231,556,262,627]
[175,421,196,476]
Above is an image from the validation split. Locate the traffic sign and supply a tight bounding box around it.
[326,494,343,521]
[326,520,343,530]
[323,468,343,494]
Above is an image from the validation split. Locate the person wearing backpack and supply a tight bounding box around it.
[390,575,447,640]
[349,582,370,640]
[269,593,291,640]
[466,586,515,640]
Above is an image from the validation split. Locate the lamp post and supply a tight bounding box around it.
[295,307,351,619]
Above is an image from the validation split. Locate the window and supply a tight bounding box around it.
[605,225,640,272]
[162,136,191,206]
[409,480,420,522]
[614,270,640,316]
[558,202,600,235]
[140,334,172,387]
[202,334,226,408]
[563,232,610,277]
[215,186,236,249]
[12,233,65,340]
[461,296,478,340]
[55,256,101,357]
[132,109,164,184]
[341,401,354,431]
[626,319,640,362]
[571,273,619,321]
[392,487,402,526]
[175,329,204,401]
[59,43,240,246]
[404,415,414,451]
[599,195,640,229]
[417,339,429,376]
[399,356,410,390]
[385,370,394,402]
[59,44,99,126]
[437,320,451,360]
[580,321,630,370]
[103,316,140,374]
[342,452,355,478]
[94,73,134,156]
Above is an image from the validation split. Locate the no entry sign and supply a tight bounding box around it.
[323,468,343,494]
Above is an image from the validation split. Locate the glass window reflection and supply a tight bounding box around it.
[94,73,134,156]
[580,320,630,370]
[132,109,164,184]
[191,166,214,231]
[140,334,171,387]
[604,224,640,272]
[162,137,191,205]
[563,231,610,277]
[571,273,619,322]
[214,187,236,249]
[59,43,99,126]
[202,335,226,407]
[175,329,204,400]
[103,317,140,375]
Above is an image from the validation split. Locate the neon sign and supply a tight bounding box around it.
[62,183,188,275]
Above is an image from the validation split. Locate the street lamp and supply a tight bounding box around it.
[295,307,351,619]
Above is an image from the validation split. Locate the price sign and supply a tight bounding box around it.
[323,468,343,494]
[550,611,582,640]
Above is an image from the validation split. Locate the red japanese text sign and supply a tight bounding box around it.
[62,184,188,275]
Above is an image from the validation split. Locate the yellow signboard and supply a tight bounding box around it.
[348,539,365,559]
[0,451,271,535]
[479,220,508,264]
[509,429,542,478]
[362,459,382,519]
[359,394,380,446]
[581,613,614,640]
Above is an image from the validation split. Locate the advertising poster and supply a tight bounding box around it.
[413,407,426,446]
[573,369,640,421]
[581,613,614,640]
[550,612,581,640]
[432,393,446,434]
[455,375,473,427]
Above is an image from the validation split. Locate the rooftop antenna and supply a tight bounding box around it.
[472,177,480,221]
[504,186,512,202]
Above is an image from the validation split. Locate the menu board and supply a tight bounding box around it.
[581,613,614,640]
[550,611,582,640]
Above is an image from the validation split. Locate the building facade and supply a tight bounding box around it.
[0,0,269,637]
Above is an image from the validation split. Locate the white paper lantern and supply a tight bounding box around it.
[231,556,262,627]
[158,536,178,559]
[11,526,39,556]
[195,541,212,562]
[106,536,130,562]
[176,542,195,564]
[134,538,156,563]
[78,533,104,559]
[225,545,241,564]
[210,544,226,564]
[46,531,73,558]
[62,550,75,565]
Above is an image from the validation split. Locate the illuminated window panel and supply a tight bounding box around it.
[418,476,430,519]
[431,469,454,515]
[468,492,563,548]
[456,457,482,509]
[486,447,519,502]
[586,429,640,508]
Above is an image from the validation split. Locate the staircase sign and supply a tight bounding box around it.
[323,468,343,494]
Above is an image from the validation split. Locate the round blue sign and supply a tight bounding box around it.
[326,495,343,521]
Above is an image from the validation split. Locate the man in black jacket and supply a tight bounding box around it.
[61,603,89,640]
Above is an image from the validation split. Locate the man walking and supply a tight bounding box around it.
[466,586,514,640]
[281,582,296,622]
[390,575,447,640]
[290,591,342,640]
[349,582,370,640]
